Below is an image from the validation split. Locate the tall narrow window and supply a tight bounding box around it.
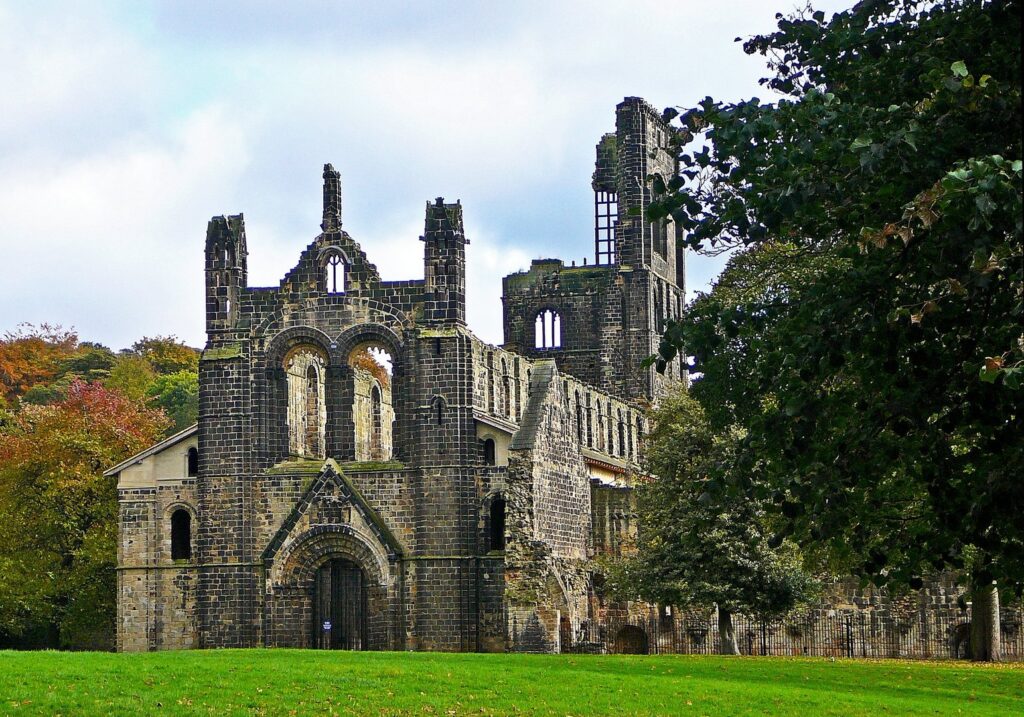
[369,385,382,460]
[171,509,192,561]
[186,447,198,477]
[432,396,445,425]
[534,309,562,349]
[483,438,496,466]
[595,190,618,265]
[618,410,626,458]
[326,252,346,294]
[490,498,506,551]
[501,359,511,418]
[575,391,583,443]
[286,346,327,459]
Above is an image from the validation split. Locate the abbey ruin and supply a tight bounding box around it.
[111,97,684,652]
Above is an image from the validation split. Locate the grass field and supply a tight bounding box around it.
[1,650,1021,716]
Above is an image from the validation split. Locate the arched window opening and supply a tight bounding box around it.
[434,397,445,425]
[369,384,383,460]
[286,346,327,459]
[489,498,506,551]
[186,447,198,477]
[483,438,496,466]
[325,251,347,294]
[617,411,626,458]
[501,359,511,418]
[170,509,192,561]
[586,395,593,448]
[534,309,562,349]
[486,352,495,413]
[607,402,614,454]
[350,343,395,461]
[597,410,605,452]
[575,391,583,443]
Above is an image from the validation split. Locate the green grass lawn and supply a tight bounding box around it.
[0,650,1021,716]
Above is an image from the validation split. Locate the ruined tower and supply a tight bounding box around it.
[501,97,685,403]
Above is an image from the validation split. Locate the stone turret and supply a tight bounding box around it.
[421,197,469,326]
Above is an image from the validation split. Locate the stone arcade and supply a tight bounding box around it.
[109,98,685,652]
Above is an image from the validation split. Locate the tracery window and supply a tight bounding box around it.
[325,251,347,294]
[534,309,562,349]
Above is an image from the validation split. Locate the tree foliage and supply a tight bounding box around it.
[0,381,168,648]
[649,0,1022,659]
[0,324,79,406]
[612,392,815,653]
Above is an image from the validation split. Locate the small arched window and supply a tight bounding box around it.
[534,309,562,349]
[489,498,506,551]
[170,509,192,561]
[483,438,496,466]
[325,251,347,294]
[186,447,198,477]
[432,396,445,425]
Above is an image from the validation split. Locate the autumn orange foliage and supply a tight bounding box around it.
[0,323,78,404]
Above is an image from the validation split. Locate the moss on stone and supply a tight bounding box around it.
[202,343,243,361]
[341,460,406,472]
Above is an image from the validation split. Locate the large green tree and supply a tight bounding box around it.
[650,0,1021,660]
[613,391,815,654]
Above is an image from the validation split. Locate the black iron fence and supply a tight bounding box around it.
[569,605,1024,660]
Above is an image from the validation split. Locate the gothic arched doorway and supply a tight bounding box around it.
[312,558,368,650]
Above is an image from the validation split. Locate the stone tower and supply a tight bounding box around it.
[501,97,685,403]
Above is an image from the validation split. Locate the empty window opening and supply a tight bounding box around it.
[350,343,395,461]
[618,411,626,458]
[286,346,327,459]
[170,509,192,561]
[490,498,506,551]
[534,310,562,349]
[186,447,198,477]
[501,359,511,418]
[434,337,442,356]
[434,397,445,425]
[483,438,496,466]
[595,190,618,265]
[326,252,347,294]
[575,391,583,443]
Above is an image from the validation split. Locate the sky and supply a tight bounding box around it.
[0,0,851,350]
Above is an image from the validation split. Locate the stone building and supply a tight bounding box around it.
[109,97,685,652]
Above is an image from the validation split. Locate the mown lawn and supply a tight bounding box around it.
[0,650,1021,716]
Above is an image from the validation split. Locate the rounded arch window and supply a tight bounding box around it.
[285,345,327,459]
[349,342,395,462]
[482,437,496,466]
[186,447,198,477]
[170,508,192,561]
[534,309,561,349]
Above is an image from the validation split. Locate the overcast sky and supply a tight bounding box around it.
[0,0,850,350]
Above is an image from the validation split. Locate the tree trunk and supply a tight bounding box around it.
[718,608,740,655]
[970,580,1001,662]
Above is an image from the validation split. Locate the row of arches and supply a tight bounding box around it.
[281,338,395,462]
[570,386,643,460]
[483,351,529,422]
